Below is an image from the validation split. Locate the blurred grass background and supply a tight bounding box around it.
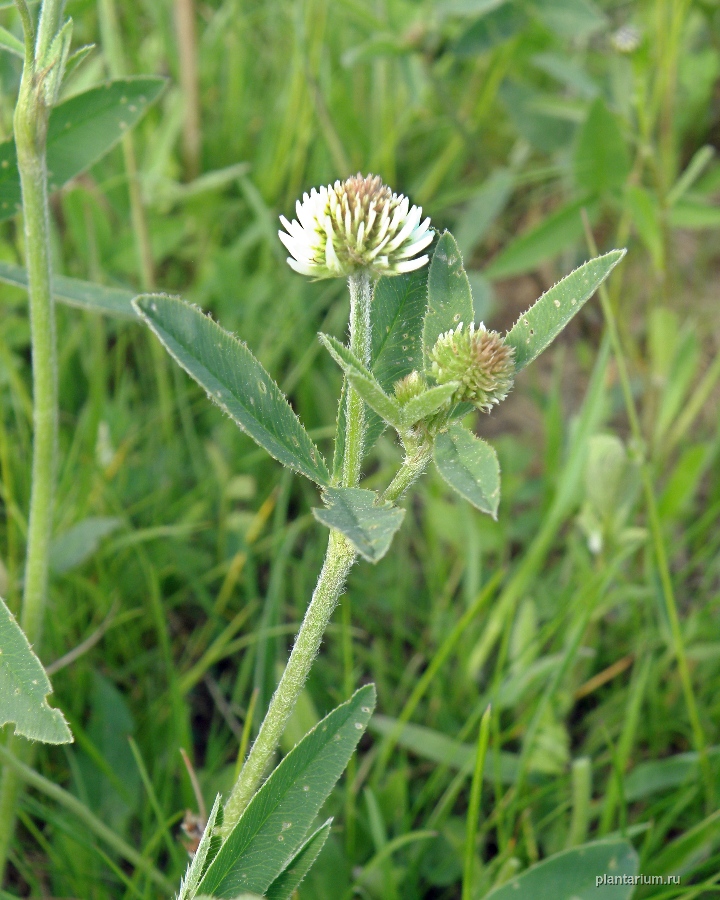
[0,0,719,896]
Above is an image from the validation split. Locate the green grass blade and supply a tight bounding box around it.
[505,249,625,370]
[133,294,330,486]
[485,197,599,280]
[0,25,24,58]
[198,685,375,897]
[462,705,491,900]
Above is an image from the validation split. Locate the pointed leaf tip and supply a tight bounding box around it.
[134,294,330,486]
[505,249,626,371]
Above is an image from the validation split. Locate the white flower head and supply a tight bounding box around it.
[279,173,433,280]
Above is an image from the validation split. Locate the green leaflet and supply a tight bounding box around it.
[177,795,223,900]
[198,685,376,898]
[366,266,429,449]
[319,334,402,430]
[134,295,330,486]
[0,596,72,744]
[433,424,501,518]
[0,77,166,221]
[399,381,459,429]
[0,261,137,319]
[265,820,332,900]
[422,232,475,367]
[371,267,427,390]
[484,839,638,900]
[505,249,625,371]
[313,488,405,563]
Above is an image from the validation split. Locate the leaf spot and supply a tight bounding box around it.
[257,380,267,395]
[354,722,363,729]
[571,298,577,305]
[361,706,372,713]
[303,784,310,791]
[554,299,560,308]
[1,160,8,168]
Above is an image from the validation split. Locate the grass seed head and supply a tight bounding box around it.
[279,173,433,279]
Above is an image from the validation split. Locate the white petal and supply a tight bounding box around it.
[394,255,429,273]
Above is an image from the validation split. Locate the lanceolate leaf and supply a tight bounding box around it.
[484,839,638,900]
[177,794,222,900]
[0,596,72,744]
[434,424,500,518]
[133,295,330,486]
[198,685,376,898]
[313,488,405,563]
[319,334,402,430]
[0,262,137,319]
[367,267,429,449]
[505,250,625,371]
[0,77,166,221]
[371,267,427,390]
[399,382,459,428]
[265,820,332,900]
[423,232,475,367]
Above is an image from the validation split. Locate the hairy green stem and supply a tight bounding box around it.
[342,270,372,488]
[0,0,63,880]
[222,530,356,833]
[223,272,375,832]
[382,444,432,503]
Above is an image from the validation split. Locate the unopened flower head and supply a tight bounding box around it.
[429,323,515,412]
[394,371,426,405]
[279,173,433,279]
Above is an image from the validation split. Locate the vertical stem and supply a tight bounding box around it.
[222,530,356,833]
[0,0,64,880]
[342,270,372,487]
[173,0,201,179]
[223,271,374,832]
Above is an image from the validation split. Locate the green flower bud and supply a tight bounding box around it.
[393,370,425,404]
[429,323,515,412]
